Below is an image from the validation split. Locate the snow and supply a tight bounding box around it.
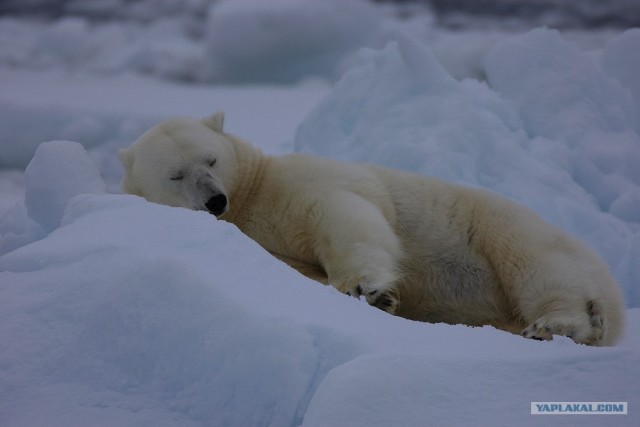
[24,141,106,231]
[204,0,384,84]
[2,184,639,426]
[1,2,639,426]
[0,0,389,84]
[601,28,640,128]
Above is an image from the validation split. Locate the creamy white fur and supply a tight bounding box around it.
[120,112,625,346]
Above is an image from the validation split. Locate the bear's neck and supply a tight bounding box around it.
[222,134,269,228]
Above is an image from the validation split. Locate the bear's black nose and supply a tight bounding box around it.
[205,194,228,216]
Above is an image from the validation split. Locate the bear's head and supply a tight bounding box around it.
[119,112,236,217]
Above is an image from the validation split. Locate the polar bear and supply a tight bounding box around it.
[119,112,625,346]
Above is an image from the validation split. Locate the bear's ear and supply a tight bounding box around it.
[118,148,134,171]
[203,111,225,133]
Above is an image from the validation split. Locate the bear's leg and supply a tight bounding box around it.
[313,191,403,314]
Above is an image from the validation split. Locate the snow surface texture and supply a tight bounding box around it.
[296,29,640,308]
[1,5,639,427]
[1,141,639,427]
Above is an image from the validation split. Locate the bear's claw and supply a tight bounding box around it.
[371,292,398,314]
[346,284,398,315]
[521,302,604,346]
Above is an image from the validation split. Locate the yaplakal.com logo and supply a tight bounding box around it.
[531,402,627,415]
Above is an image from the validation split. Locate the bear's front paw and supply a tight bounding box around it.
[346,285,399,315]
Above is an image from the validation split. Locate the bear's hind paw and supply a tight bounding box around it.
[345,285,398,315]
[522,310,604,346]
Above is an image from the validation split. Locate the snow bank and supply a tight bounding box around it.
[0,141,105,255]
[1,3,626,87]
[485,28,640,223]
[1,141,639,427]
[0,0,388,84]
[24,141,105,231]
[601,28,640,128]
[295,30,640,307]
[204,0,383,84]
[0,99,152,173]
[0,16,207,81]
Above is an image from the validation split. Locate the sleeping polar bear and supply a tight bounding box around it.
[119,112,625,346]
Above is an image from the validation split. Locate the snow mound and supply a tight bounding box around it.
[485,28,640,223]
[295,30,640,307]
[24,141,106,231]
[204,0,383,84]
[0,100,157,171]
[0,193,340,427]
[0,141,106,255]
[1,144,639,426]
[601,28,640,129]
[0,0,387,84]
[1,4,624,86]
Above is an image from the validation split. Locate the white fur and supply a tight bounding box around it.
[120,112,625,346]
